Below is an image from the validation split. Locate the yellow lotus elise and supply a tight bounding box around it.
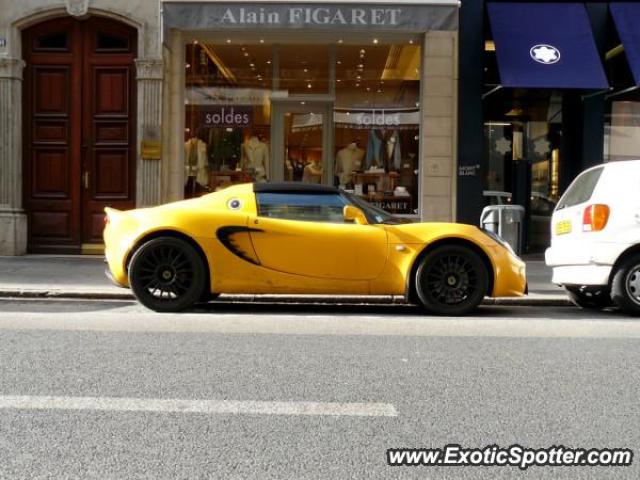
[104,182,526,314]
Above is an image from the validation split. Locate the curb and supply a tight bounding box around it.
[0,289,572,306]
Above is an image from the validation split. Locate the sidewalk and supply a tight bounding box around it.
[0,255,568,306]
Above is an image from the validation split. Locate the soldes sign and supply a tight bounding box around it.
[201,106,252,128]
[354,110,400,127]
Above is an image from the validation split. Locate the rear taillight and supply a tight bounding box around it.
[583,204,610,232]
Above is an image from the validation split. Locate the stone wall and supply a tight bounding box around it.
[420,30,459,222]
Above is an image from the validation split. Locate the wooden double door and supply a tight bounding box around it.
[23,17,137,253]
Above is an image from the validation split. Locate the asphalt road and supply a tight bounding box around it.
[0,299,638,480]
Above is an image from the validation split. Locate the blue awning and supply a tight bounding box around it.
[487,3,608,89]
[611,3,640,86]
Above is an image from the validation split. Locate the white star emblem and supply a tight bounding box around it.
[533,138,551,156]
[530,45,561,65]
[495,137,512,155]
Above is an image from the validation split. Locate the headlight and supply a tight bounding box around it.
[481,228,517,257]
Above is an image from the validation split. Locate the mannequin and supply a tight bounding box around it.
[302,158,323,184]
[335,142,365,186]
[184,135,208,188]
[365,129,401,171]
[241,135,270,182]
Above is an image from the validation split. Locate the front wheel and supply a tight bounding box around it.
[564,286,612,310]
[129,237,206,312]
[415,245,489,316]
[611,254,640,316]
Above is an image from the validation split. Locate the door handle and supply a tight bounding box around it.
[83,171,90,190]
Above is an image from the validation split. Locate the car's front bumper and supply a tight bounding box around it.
[490,246,527,297]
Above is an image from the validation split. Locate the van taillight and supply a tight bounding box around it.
[583,204,610,232]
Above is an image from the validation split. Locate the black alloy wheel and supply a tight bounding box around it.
[415,245,489,316]
[128,237,206,312]
[564,286,612,310]
[611,253,640,316]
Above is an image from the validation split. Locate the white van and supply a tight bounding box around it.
[545,160,640,315]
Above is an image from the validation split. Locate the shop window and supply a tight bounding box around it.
[34,32,68,51]
[182,36,422,218]
[605,99,640,162]
[482,88,563,252]
[333,42,421,215]
[184,41,273,197]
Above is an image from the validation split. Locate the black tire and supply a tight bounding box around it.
[128,237,206,312]
[611,253,640,316]
[415,245,489,316]
[564,286,612,310]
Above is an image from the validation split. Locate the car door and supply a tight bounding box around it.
[248,192,388,280]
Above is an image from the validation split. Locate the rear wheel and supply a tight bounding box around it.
[415,245,489,316]
[129,237,206,312]
[611,254,640,316]
[564,286,612,310]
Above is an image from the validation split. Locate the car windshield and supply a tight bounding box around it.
[342,192,412,225]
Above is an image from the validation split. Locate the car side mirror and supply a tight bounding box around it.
[343,205,368,225]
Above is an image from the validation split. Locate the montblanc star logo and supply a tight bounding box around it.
[530,44,561,65]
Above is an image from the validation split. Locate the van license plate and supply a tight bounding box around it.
[555,220,572,235]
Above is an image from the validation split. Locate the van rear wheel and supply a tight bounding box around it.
[611,254,640,316]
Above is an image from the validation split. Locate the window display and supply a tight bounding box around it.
[183,37,421,215]
[184,42,272,197]
[334,43,421,214]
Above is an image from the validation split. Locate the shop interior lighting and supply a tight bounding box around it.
[382,45,421,81]
[201,43,237,84]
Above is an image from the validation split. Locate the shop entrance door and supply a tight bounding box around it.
[271,101,334,185]
[23,17,137,253]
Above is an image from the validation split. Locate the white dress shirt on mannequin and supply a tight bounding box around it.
[241,136,270,182]
[335,143,365,185]
[302,159,323,184]
[184,137,208,186]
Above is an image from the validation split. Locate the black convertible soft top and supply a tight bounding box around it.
[253,182,339,195]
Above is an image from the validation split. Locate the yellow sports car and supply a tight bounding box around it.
[104,182,526,314]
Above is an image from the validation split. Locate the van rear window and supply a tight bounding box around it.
[556,167,604,210]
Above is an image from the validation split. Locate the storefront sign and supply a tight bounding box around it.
[353,110,400,127]
[335,110,420,129]
[458,164,480,177]
[163,2,458,35]
[201,106,252,128]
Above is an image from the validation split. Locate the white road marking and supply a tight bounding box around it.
[0,395,397,418]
